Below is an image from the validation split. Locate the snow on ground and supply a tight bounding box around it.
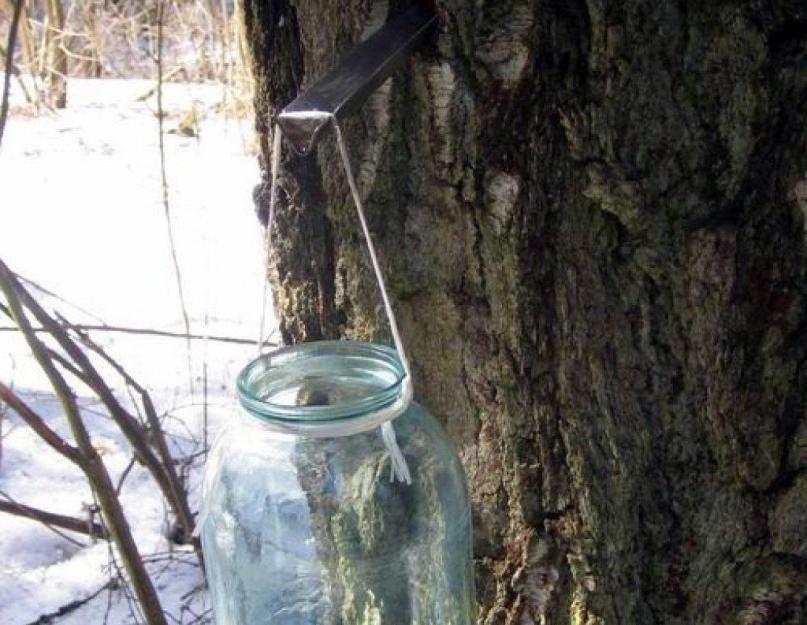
[0,77,274,624]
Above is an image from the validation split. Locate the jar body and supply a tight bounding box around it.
[200,346,475,625]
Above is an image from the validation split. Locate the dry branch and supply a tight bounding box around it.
[65,321,197,547]
[0,321,276,346]
[155,0,194,397]
[0,258,169,625]
[0,0,24,152]
[0,380,83,465]
[44,0,67,107]
[0,497,108,539]
[23,579,117,625]
[1,266,196,546]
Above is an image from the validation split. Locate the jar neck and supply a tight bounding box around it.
[236,341,411,437]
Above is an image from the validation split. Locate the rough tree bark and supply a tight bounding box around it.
[244,2,807,624]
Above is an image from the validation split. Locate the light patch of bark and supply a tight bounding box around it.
[485,171,521,235]
[475,5,534,87]
[357,77,393,199]
[582,163,643,233]
[425,61,457,173]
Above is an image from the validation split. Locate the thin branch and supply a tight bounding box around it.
[202,326,208,459]
[0,493,108,540]
[0,321,278,347]
[0,259,169,625]
[0,0,24,153]
[1,278,210,556]
[0,388,4,466]
[2,271,193,547]
[135,66,183,100]
[22,579,117,625]
[115,455,137,496]
[0,380,84,466]
[156,0,194,396]
[0,488,85,548]
[0,41,20,75]
[14,270,107,324]
[102,519,144,625]
[0,261,92,454]
[11,299,165,475]
[58,318,154,396]
[64,321,197,546]
[0,39,34,105]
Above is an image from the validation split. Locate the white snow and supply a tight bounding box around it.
[0,77,273,624]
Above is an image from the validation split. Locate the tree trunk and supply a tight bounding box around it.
[244,2,807,623]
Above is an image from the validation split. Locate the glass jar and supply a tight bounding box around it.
[199,340,475,625]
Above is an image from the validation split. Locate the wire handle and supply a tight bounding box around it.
[257,116,413,484]
[332,120,413,484]
[256,126,283,354]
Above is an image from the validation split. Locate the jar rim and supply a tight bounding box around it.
[236,340,406,425]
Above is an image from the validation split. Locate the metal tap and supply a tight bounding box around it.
[277,4,437,156]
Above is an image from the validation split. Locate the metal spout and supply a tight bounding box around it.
[277,5,436,156]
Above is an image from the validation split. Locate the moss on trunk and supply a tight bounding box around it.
[243,1,807,623]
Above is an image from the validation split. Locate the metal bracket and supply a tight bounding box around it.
[277,4,436,156]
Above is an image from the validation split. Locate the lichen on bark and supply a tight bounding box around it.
[243,1,807,623]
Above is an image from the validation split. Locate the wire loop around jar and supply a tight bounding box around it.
[246,373,413,440]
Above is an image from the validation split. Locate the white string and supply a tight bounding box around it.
[251,113,412,485]
[198,115,415,540]
[333,120,412,485]
[256,125,283,355]
[331,122,412,377]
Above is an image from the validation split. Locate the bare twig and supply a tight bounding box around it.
[0,371,8,467]
[0,491,108,540]
[0,380,83,464]
[115,455,137,496]
[1,276,196,549]
[0,0,24,153]
[14,270,107,323]
[202,310,209,459]
[156,0,194,396]
[63,320,198,547]
[0,321,277,347]
[2,270,202,559]
[135,66,183,100]
[102,524,145,625]
[39,0,68,108]
[102,571,116,625]
[0,259,169,625]
[0,38,34,105]
[22,579,117,625]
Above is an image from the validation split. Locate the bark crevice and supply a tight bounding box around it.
[245,2,807,623]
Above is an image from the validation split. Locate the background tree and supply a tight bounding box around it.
[245,2,807,623]
[44,0,66,107]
